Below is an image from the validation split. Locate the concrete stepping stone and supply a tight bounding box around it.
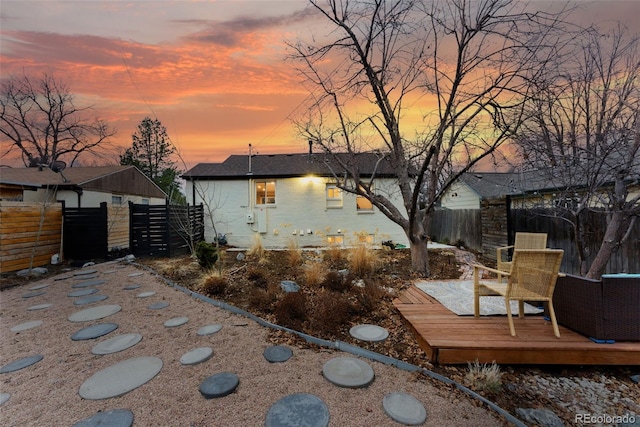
[263,345,293,363]
[123,284,141,290]
[10,320,43,332]
[71,323,118,341]
[0,355,43,374]
[199,372,239,399]
[164,317,189,327]
[55,275,73,281]
[137,291,156,298]
[265,393,330,427]
[382,392,427,426]
[322,357,375,388]
[349,324,389,342]
[29,283,50,290]
[74,269,98,276]
[22,290,46,299]
[74,295,109,306]
[28,303,53,311]
[73,409,134,427]
[148,301,169,310]
[128,272,143,277]
[79,356,163,400]
[74,273,100,280]
[180,347,213,365]
[68,305,121,322]
[92,333,143,355]
[68,288,99,297]
[72,280,106,289]
[103,270,118,274]
[197,324,223,336]
[0,393,9,406]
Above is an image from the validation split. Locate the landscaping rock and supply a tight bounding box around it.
[280,280,300,293]
[515,408,563,427]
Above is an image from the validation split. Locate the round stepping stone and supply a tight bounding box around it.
[28,303,53,311]
[92,333,143,355]
[68,288,99,297]
[349,324,389,342]
[74,269,98,276]
[22,291,46,299]
[137,291,156,298]
[180,347,213,365]
[164,317,189,327]
[73,409,134,427]
[148,301,169,310]
[382,392,427,426]
[79,356,163,400]
[71,323,118,341]
[197,324,223,336]
[265,393,330,427]
[29,283,50,290]
[55,275,73,281]
[123,284,141,290]
[74,295,109,306]
[74,273,100,280]
[128,272,143,277]
[0,393,9,406]
[103,270,118,274]
[199,372,239,399]
[0,355,43,374]
[263,345,293,363]
[322,357,375,388]
[10,320,43,333]
[72,280,106,289]
[68,304,121,322]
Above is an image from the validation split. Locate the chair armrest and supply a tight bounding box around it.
[496,245,514,261]
[497,245,514,251]
[473,264,512,277]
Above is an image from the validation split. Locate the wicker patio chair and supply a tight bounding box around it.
[496,232,548,273]
[474,249,564,338]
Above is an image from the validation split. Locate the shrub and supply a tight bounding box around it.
[321,271,350,292]
[464,360,502,393]
[303,261,325,287]
[274,292,307,331]
[195,241,218,268]
[348,244,379,277]
[352,281,383,315]
[308,289,351,335]
[249,283,280,313]
[324,245,345,264]
[247,268,269,290]
[199,273,227,296]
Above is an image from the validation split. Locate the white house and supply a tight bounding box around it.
[182,152,411,248]
[0,165,167,207]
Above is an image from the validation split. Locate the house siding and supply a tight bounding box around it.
[188,176,409,248]
[439,181,480,209]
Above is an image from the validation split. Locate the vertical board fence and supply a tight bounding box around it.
[430,209,482,252]
[0,201,63,272]
[129,202,204,258]
[63,202,108,260]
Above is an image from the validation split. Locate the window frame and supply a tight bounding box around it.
[326,184,343,208]
[255,180,276,205]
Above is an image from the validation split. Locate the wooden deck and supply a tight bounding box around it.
[393,285,640,365]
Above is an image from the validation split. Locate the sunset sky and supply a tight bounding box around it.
[1,0,639,170]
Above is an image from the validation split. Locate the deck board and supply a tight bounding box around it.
[393,285,640,365]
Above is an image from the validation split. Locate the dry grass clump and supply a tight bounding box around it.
[285,238,303,267]
[348,244,379,277]
[274,291,308,331]
[247,268,269,290]
[308,288,352,335]
[303,261,325,287]
[154,258,200,279]
[199,271,228,296]
[464,360,503,394]
[321,271,350,292]
[324,245,346,264]
[247,234,265,261]
[248,283,281,313]
[351,281,384,315]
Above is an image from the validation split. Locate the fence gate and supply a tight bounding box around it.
[63,202,108,260]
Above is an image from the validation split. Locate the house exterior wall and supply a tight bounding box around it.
[22,188,164,207]
[439,181,481,209]
[188,176,410,248]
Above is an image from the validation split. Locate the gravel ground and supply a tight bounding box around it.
[1,260,506,427]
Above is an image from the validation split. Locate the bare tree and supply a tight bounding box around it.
[1,73,116,167]
[515,24,640,278]
[289,0,569,274]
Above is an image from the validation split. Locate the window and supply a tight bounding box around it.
[326,184,343,208]
[256,181,276,205]
[327,235,344,245]
[356,185,373,212]
[112,195,123,205]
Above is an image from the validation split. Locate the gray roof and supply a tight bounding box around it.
[460,170,558,198]
[182,152,398,180]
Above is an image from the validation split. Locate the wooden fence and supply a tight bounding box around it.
[429,208,482,252]
[0,201,63,272]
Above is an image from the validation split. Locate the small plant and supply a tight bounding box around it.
[308,289,351,335]
[199,272,227,296]
[195,241,218,268]
[321,271,350,292]
[247,268,269,290]
[303,261,325,287]
[285,238,303,267]
[351,281,383,315]
[248,283,280,313]
[247,233,265,260]
[324,244,345,264]
[274,291,308,331]
[464,360,502,393]
[348,244,379,277]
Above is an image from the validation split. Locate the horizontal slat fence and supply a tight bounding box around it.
[107,204,130,250]
[0,201,62,272]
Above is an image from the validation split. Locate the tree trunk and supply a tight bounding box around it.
[586,211,625,280]
[409,234,430,276]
